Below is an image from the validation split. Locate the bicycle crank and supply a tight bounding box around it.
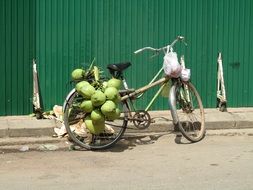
[132,110,151,129]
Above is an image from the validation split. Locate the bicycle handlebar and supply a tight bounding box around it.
[134,47,160,54]
[134,36,186,54]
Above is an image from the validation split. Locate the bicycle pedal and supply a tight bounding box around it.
[173,131,181,135]
[174,125,180,132]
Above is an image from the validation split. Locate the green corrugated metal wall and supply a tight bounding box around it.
[0,0,35,115]
[1,0,253,115]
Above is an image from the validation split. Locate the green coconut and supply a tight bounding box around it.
[84,115,105,135]
[111,93,121,103]
[79,84,95,99]
[71,69,84,80]
[115,108,121,118]
[91,90,106,107]
[107,78,122,89]
[100,100,116,117]
[106,108,121,120]
[75,81,90,93]
[104,87,119,100]
[102,81,108,88]
[80,100,94,113]
[91,109,105,123]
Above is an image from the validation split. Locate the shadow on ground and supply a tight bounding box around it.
[69,131,197,152]
[97,132,188,152]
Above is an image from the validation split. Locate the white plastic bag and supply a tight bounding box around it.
[163,52,182,78]
[180,68,191,81]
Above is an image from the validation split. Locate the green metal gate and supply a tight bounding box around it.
[0,0,35,115]
[1,0,253,115]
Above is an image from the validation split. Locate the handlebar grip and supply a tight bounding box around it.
[134,49,144,54]
[177,36,185,41]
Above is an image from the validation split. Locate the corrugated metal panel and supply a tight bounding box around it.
[0,0,35,115]
[36,0,253,112]
[1,0,253,115]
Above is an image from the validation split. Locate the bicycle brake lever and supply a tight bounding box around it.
[150,51,159,59]
[177,36,187,46]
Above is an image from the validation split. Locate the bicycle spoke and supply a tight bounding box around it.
[172,82,205,142]
[64,90,128,150]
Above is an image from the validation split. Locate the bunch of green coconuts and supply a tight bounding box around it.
[71,66,122,135]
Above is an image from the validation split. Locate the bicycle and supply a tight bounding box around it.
[63,36,206,150]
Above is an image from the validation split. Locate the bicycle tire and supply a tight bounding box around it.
[63,89,128,150]
[169,81,205,142]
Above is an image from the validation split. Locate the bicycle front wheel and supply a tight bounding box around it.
[169,81,205,142]
[63,90,128,150]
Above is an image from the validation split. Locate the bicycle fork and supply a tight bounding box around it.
[168,84,179,125]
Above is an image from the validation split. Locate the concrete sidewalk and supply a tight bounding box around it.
[0,107,253,152]
[0,108,253,138]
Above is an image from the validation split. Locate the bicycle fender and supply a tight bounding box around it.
[63,88,76,113]
[168,84,179,124]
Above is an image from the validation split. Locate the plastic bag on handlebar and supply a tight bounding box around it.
[163,52,182,78]
[180,68,191,81]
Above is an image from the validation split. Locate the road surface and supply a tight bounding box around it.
[0,134,253,190]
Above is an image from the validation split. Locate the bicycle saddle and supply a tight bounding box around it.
[107,62,131,72]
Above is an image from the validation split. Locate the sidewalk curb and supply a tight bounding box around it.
[1,129,253,153]
[0,108,253,143]
[0,117,56,138]
[1,120,253,139]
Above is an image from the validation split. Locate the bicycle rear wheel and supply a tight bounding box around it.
[63,90,128,150]
[169,81,205,142]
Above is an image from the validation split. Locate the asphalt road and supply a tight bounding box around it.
[1,134,253,190]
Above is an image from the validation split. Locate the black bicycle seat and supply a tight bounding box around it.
[107,62,131,72]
